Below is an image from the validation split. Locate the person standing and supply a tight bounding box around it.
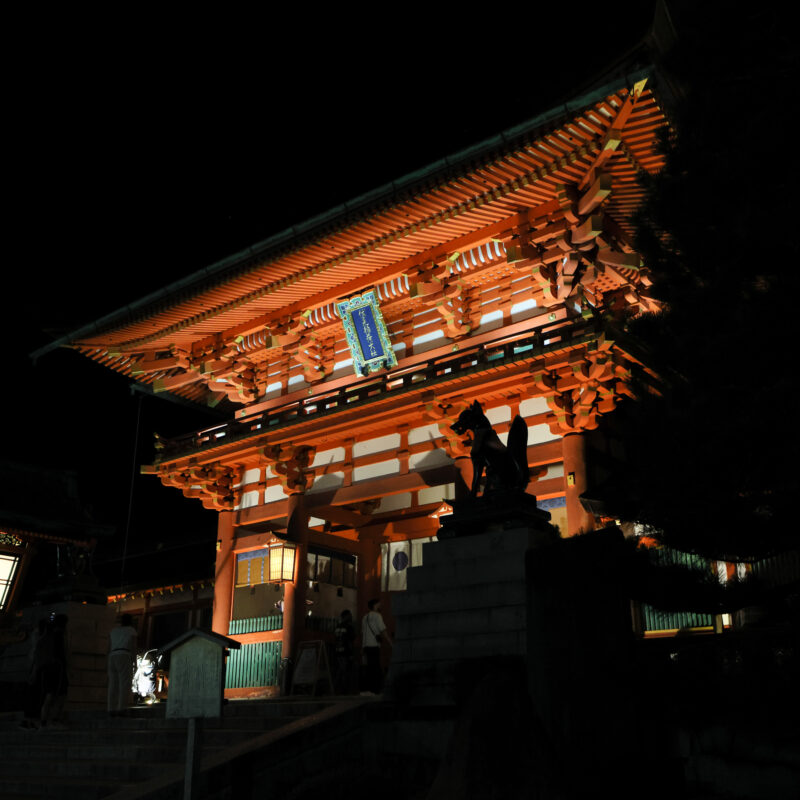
[107,614,137,715]
[361,598,392,695]
[39,614,70,729]
[334,609,355,694]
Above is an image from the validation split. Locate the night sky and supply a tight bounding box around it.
[4,6,663,591]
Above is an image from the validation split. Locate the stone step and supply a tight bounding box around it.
[57,713,303,731]
[0,724,278,749]
[0,755,186,782]
[0,774,136,800]
[0,741,194,763]
[0,699,341,800]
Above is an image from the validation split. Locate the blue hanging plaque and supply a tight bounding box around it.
[336,290,397,377]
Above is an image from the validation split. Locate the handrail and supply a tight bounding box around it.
[155,316,606,462]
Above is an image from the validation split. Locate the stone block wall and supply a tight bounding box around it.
[0,601,115,710]
[387,525,543,705]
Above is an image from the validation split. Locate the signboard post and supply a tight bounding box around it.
[159,629,241,800]
[290,640,334,696]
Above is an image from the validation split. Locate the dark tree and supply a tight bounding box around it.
[605,3,800,563]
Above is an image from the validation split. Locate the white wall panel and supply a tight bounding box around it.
[243,468,261,485]
[311,447,345,467]
[376,493,412,513]
[353,434,401,457]
[408,423,441,445]
[418,483,455,506]
[307,472,345,493]
[353,459,399,482]
[264,483,285,503]
[486,405,511,424]
[528,423,560,445]
[519,397,550,417]
[409,449,450,470]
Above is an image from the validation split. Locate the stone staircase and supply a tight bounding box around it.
[0,697,359,800]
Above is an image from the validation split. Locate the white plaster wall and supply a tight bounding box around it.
[239,490,260,509]
[412,329,446,348]
[408,422,441,445]
[409,449,450,470]
[519,397,549,417]
[418,483,455,506]
[264,483,285,503]
[353,433,401,458]
[545,463,565,479]
[307,472,345,493]
[376,493,412,513]
[477,309,503,333]
[264,381,282,400]
[243,468,261,485]
[353,459,399,482]
[510,297,537,317]
[312,447,345,468]
[287,374,308,390]
[486,405,511,424]
[528,423,560,445]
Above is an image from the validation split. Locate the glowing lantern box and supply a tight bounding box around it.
[337,290,397,376]
[160,629,240,719]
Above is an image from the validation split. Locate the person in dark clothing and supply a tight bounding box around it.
[333,609,355,694]
[19,617,48,730]
[38,614,69,729]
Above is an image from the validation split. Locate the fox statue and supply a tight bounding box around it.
[450,400,529,497]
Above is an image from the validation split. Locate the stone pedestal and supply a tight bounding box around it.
[0,601,115,710]
[386,493,555,705]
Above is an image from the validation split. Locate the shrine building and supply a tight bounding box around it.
[48,66,669,694]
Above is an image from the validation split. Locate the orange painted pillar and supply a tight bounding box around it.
[281,492,309,664]
[562,432,595,536]
[453,455,474,500]
[356,528,383,628]
[212,511,235,636]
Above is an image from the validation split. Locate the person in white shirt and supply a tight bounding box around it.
[361,598,392,695]
[107,614,137,715]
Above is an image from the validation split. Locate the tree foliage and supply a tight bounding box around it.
[605,4,799,561]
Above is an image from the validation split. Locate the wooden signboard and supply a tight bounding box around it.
[337,290,397,376]
[290,640,333,696]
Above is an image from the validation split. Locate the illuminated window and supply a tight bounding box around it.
[0,554,20,610]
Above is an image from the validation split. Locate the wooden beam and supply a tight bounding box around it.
[578,174,612,215]
[152,370,202,393]
[191,203,563,357]
[311,505,373,528]
[130,355,190,375]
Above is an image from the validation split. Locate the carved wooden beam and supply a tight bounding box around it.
[258,443,317,494]
[408,258,471,339]
[531,348,635,435]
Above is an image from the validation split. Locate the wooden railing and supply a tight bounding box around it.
[229,615,283,634]
[156,316,607,462]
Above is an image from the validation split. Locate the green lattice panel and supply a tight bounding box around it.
[225,641,282,688]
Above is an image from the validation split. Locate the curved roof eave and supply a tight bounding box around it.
[31,65,659,363]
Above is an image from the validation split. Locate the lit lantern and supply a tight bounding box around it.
[268,543,296,582]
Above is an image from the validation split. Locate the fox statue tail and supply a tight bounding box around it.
[507,415,529,490]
